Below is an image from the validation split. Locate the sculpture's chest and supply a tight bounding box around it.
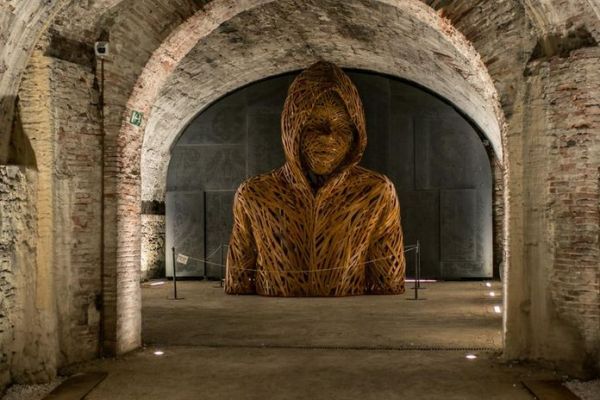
[250,182,382,242]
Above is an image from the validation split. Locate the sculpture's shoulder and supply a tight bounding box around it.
[234,168,284,200]
[349,166,396,194]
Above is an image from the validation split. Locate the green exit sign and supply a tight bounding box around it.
[130,110,143,127]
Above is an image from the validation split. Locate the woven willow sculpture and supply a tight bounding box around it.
[225,61,405,296]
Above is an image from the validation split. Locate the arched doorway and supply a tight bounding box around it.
[141,70,501,351]
[164,71,493,282]
[130,0,509,359]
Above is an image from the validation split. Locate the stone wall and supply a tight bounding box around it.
[0,166,38,392]
[0,46,103,393]
[141,214,165,280]
[0,0,69,162]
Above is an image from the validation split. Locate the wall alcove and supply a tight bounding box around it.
[165,70,493,280]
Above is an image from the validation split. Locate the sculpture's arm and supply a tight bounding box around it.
[225,185,257,294]
[365,179,406,294]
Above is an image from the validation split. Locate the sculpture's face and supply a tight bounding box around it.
[300,93,354,176]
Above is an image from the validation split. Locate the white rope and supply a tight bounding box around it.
[175,244,418,274]
[205,245,223,259]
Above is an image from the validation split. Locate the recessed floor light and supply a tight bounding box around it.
[485,282,491,287]
[489,291,495,297]
[153,350,164,356]
[465,354,477,360]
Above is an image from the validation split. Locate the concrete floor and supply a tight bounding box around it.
[66,281,564,399]
[142,280,503,349]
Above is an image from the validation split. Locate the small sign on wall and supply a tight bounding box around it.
[129,110,144,127]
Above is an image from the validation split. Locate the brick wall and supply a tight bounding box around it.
[100,0,199,354]
[432,0,600,375]
[541,48,600,371]
[49,57,102,365]
[13,50,60,387]
[491,158,505,279]
[0,46,104,392]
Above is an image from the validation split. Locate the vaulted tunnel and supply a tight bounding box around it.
[164,70,493,281]
[1,0,599,396]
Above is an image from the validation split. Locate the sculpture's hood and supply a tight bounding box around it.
[281,61,367,179]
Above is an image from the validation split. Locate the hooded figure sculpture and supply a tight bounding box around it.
[225,61,405,296]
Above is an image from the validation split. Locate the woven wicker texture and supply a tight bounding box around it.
[300,91,354,176]
[225,61,405,296]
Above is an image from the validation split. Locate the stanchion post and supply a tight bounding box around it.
[220,243,224,288]
[416,240,426,289]
[203,191,207,281]
[414,245,418,300]
[416,240,421,289]
[172,246,178,300]
[408,242,425,301]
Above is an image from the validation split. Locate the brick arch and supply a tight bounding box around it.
[109,0,505,354]
[105,0,273,354]
[138,0,505,203]
[113,0,600,368]
[0,0,597,383]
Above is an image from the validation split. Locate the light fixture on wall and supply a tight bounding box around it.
[94,41,109,58]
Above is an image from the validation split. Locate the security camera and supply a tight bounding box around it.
[95,42,109,58]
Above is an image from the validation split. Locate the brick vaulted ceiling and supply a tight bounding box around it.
[0,0,598,162]
[138,0,503,202]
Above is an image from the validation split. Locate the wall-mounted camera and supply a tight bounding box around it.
[94,42,109,58]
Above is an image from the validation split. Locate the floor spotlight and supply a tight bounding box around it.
[465,354,477,360]
[485,282,491,287]
[489,291,495,297]
[153,350,164,356]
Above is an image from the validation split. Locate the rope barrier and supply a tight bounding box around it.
[169,242,423,300]
[174,245,419,273]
